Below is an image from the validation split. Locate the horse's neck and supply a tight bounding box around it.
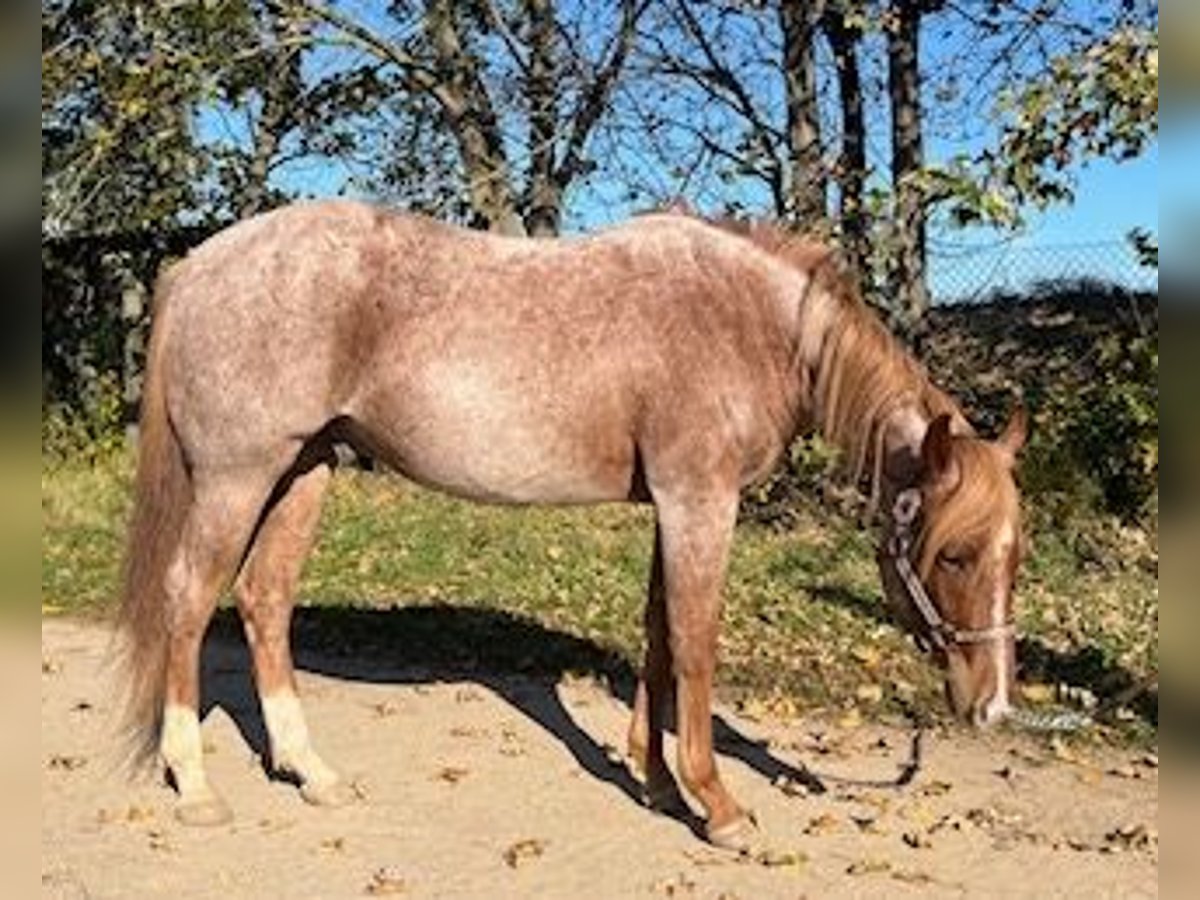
[798,284,962,513]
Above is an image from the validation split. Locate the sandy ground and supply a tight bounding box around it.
[42,618,1157,899]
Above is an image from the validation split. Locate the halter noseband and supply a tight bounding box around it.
[884,488,1016,653]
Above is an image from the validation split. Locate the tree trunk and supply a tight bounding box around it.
[887,0,930,320]
[524,0,562,236]
[779,0,827,226]
[239,16,304,219]
[426,0,525,235]
[822,4,869,293]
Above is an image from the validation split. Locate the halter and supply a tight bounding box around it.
[884,488,1016,653]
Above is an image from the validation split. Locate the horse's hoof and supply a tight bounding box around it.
[706,811,762,853]
[300,778,357,808]
[175,794,233,827]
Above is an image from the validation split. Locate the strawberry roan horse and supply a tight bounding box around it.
[118,201,1027,849]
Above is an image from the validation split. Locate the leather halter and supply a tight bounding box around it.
[884,488,1016,653]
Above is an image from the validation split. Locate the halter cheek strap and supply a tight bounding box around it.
[885,488,1016,652]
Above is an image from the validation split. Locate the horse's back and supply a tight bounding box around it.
[156,202,805,498]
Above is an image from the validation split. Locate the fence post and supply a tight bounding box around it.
[116,254,148,444]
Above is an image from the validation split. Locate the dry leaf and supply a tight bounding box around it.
[919,779,952,797]
[902,830,932,850]
[892,868,937,886]
[48,754,87,771]
[846,859,891,876]
[1107,764,1139,780]
[1105,823,1157,852]
[433,766,470,785]
[1020,682,1054,704]
[364,868,406,895]
[855,684,884,704]
[146,829,171,852]
[802,813,839,836]
[836,708,863,730]
[502,838,547,868]
[320,837,347,854]
[851,815,886,835]
[652,872,696,895]
[852,645,881,669]
[754,849,807,868]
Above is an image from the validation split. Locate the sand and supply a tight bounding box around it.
[42,618,1157,898]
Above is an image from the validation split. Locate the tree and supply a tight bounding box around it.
[885,0,936,321]
[644,0,830,223]
[821,1,868,285]
[294,0,648,235]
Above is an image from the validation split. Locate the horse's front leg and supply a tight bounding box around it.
[627,526,686,812]
[655,489,758,850]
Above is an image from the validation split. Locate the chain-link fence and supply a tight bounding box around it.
[928,239,1157,304]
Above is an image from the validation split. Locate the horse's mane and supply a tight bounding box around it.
[678,212,967,509]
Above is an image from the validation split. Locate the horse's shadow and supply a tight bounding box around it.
[199,603,826,837]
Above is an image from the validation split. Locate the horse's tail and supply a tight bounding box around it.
[116,265,191,766]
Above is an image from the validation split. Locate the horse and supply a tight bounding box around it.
[116,200,1027,850]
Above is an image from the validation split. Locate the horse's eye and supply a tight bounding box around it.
[936,549,970,571]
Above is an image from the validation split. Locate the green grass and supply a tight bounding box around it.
[42,451,1157,740]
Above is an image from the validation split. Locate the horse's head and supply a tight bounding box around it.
[878,409,1027,727]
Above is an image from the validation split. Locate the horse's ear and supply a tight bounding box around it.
[996,406,1028,461]
[921,413,956,482]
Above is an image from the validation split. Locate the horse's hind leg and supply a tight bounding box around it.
[627,526,685,812]
[233,456,353,807]
[160,468,280,826]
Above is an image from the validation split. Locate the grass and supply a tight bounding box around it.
[42,450,1157,741]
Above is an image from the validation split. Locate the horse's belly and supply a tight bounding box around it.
[358,363,636,504]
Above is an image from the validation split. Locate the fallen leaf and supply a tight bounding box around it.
[320,837,347,854]
[855,684,884,704]
[772,776,812,798]
[754,849,807,868]
[850,815,886,835]
[1107,764,1139,780]
[803,813,839,836]
[1019,682,1054,704]
[902,830,932,850]
[433,766,470,785]
[930,813,968,834]
[1105,823,1158,852]
[364,867,406,895]
[919,779,952,797]
[502,838,547,868]
[146,829,171,852]
[47,754,87,772]
[651,872,696,895]
[836,708,863,730]
[846,859,891,876]
[852,645,881,669]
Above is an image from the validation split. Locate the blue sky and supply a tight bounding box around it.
[199,1,1157,299]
